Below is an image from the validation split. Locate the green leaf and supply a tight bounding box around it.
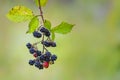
[44,20,51,30]
[6,6,34,22]
[51,22,75,34]
[34,0,48,7]
[27,16,39,33]
[51,32,55,41]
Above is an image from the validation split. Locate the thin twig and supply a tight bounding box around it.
[38,0,45,23]
[38,0,46,53]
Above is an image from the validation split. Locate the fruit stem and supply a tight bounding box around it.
[38,0,45,24]
[42,33,45,53]
[38,0,46,54]
[33,41,41,45]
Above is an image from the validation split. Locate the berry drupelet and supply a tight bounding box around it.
[34,61,43,69]
[29,60,35,66]
[42,41,51,47]
[39,55,45,61]
[45,52,51,57]
[51,55,57,61]
[33,31,42,38]
[45,31,50,37]
[42,41,56,47]
[35,61,40,67]
[36,50,41,56]
[26,43,32,49]
[40,27,50,37]
[29,48,36,54]
[50,42,56,47]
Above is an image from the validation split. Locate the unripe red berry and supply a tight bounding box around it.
[43,61,49,68]
[33,53,37,58]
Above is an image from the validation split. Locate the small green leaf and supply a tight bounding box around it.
[27,16,39,33]
[44,20,51,30]
[51,32,55,41]
[51,22,75,34]
[6,6,34,22]
[34,0,48,7]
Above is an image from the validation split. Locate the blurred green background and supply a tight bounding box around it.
[0,0,120,80]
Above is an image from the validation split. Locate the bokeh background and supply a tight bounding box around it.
[0,0,120,80]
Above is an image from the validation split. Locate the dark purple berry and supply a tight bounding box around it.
[39,64,43,69]
[35,61,43,69]
[50,42,56,47]
[51,55,57,61]
[40,27,47,33]
[40,55,46,61]
[40,27,50,37]
[29,48,36,54]
[45,52,51,57]
[45,31,50,37]
[42,41,51,47]
[33,31,42,38]
[45,57,50,62]
[36,50,41,56]
[35,61,40,67]
[26,43,32,49]
[29,60,35,65]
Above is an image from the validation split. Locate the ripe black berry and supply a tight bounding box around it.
[36,50,41,56]
[29,60,35,66]
[29,48,36,54]
[33,31,42,38]
[45,52,51,57]
[50,42,56,47]
[26,43,32,49]
[40,27,47,33]
[45,57,50,62]
[35,61,40,67]
[45,31,50,37]
[40,27,50,37]
[40,55,46,61]
[39,64,44,69]
[51,55,57,61]
[42,41,51,47]
[35,61,43,69]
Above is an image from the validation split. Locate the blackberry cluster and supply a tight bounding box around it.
[26,26,57,70]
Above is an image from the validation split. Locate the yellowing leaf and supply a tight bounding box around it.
[34,0,48,7]
[27,16,39,33]
[52,22,75,34]
[6,6,34,22]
